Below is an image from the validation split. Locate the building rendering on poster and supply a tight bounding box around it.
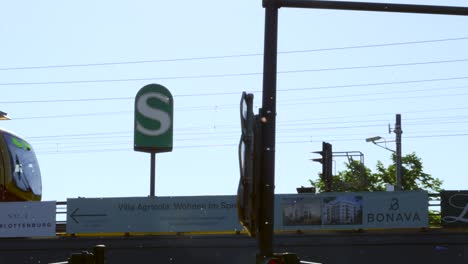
[322,195,363,225]
[282,195,364,226]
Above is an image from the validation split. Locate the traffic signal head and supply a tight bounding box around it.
[311,142,333,192]
[311,150,324,164]
[311,142,331,164]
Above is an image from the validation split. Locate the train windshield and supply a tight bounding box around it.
[3,133,42,196]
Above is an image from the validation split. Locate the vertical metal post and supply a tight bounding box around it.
[259,0,279,259]
[395,114,402,191]
[150,152,156,196]
[93,245,106,264]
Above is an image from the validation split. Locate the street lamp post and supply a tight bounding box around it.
[394,114,403,191]
[366,114,403,191]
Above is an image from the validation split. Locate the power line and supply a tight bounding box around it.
[33,127,468,150]
[5,92,468,122]
[406,133,468,139]
[280,85,468,102]
[26,114,468,143]
[35,132,468,155]
[0,97,133,104]
[280,90,468,107]
[28,131,130,139]
[1,58,467,86]
[1,36,466,71]
[281,76,468,92]
[12,111,133,120]
[2,77,468,108]
[0,92,241,104]
[277,115,468,128]
[34,129,468,151]
[278,106,468,124]
[9,86,467,124]
[280,58,468,74]
[9,87,468,120]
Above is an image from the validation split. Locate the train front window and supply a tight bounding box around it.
[3,133,42,196]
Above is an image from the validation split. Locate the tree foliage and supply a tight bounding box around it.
[310,152,443,193]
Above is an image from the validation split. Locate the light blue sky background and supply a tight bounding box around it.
[1,1,467,202]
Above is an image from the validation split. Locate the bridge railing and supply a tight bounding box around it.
[428,192,441,227]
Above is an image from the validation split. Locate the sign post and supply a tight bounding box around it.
[134,84,174,197]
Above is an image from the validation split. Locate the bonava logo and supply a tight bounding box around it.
[136,92,171,136]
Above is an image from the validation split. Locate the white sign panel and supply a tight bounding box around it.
[66,192,429,234]
[277,191,428,230]
[0,201,56,237]
[66,196,242,234]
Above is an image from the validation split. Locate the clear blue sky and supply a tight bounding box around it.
[1,1,467,202]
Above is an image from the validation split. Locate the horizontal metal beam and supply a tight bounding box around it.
[281,0,468,16]
[332,151,363,155]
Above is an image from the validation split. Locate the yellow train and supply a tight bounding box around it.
[0,128,41,201]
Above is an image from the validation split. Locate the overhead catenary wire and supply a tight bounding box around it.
[7,86,468,120]
[37,127,468,145]
[0,58,467,86]
[32,129,468,156]
[5,90,468,121]
[26,114,468,143]
[32,127,468,150]
[2,81,468,105]
[1,36,467,71]
[35,132,468,155]
[0,35,468,157]
[32,120,468,152]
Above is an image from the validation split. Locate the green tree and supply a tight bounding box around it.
[374,153,442,193]
[310,160,382,192]
[310,152,442,193]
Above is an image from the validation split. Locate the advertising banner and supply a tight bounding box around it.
[67,196,242,234]
[67,192,429,234]
[441,190,468,227]
[277,191,428,230]
[0,201,56,238]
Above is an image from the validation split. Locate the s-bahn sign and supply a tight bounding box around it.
[134,84,173,153]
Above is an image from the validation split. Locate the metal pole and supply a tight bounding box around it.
[93,245,106,264]
[150,152,156,196]
[395,114,402,191]
[281,0,468,16]
[259,0,279,259]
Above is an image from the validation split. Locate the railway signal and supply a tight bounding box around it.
[312,142,333,192]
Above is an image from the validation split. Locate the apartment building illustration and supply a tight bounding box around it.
[282,198,321,226]
[322,196,363,225]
